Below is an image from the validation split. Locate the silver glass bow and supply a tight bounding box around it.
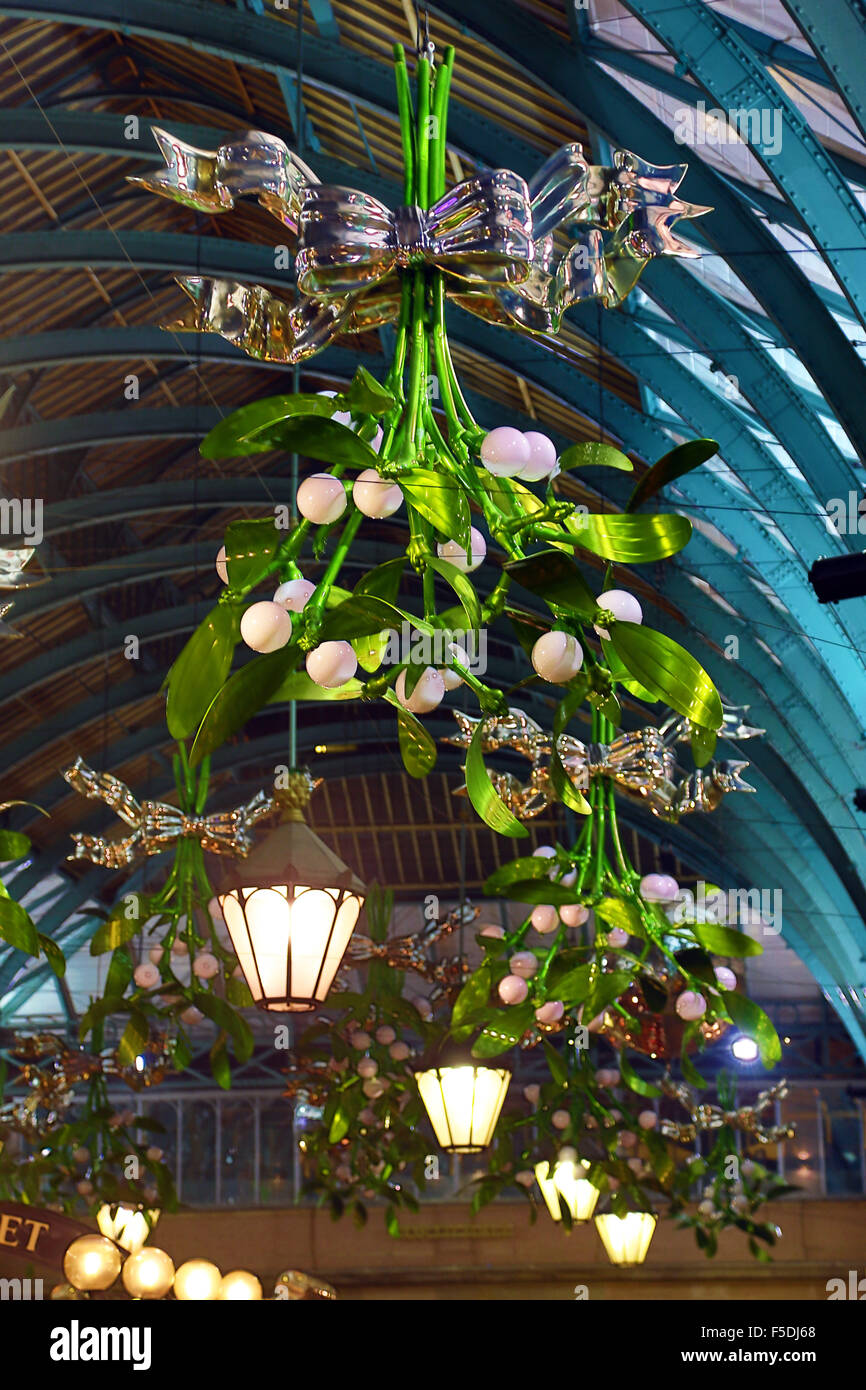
[62,757,274,867]
[133,127,708,362]
[658,1077,794,1145]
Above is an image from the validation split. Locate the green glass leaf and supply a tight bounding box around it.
[465,719,529,839]
[595,898,645,938]
[329,1103,352,1144]
[427,555,482,632]
[223,517,281,592]
[549,746,592,815]
[483,472,545,524]
[558,442,633,473]
[352,630,390,673]
[567,511,692,562]
[89,901,144,956]
[245,417,381,468]
[638,973,669,1013]
[618,1052,662,1098]
[383,691,437,778]
[200,392,339,457]
[226,974,254,1008]
[0,830,30,861]
[584,969,632,1021]
[270,671,364,702]
[117,1009,149,1068]
[190,643,299,765]
[471,1001,535,1057]
[553,681,589,737]
[690,723,717,768]
[343,365,396,416]
[504,550,597,616]
[721,991,782,1067]
[319,594,405,642]
[600,640,659,703]
[543,1038,569,1086]
[483,856,553,896]
[105,945,134,998]
[0,896,39,956]
[609,623,723,730]
[681,1037,708,1088]
[400,467,470,546]
[627,438,719,513]
[210,1034,232,1091]
[353,557,406,604]
[691,924,762,958]
[502,879,587,906]
[554,964,593,1004]
[197,992,255,1062]
[37,934,66,979]
[165,602,241,740]
[452,962,492,1028]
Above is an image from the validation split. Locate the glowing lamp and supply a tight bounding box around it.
[594,1211,657,1266]
[97,1202,159,1254]
[535,1156,599,1222]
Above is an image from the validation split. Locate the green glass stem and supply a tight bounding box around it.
[299,507,365,643]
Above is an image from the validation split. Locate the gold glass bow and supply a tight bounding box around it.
[62,757,274,868]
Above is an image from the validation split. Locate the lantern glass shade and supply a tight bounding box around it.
[535,1158,599,1223]
[415,1064,510,1153]
[594,1211,657,1266]
[211,813,365,1013]
[62,1234,123,1291]
[97,1202,159,1254]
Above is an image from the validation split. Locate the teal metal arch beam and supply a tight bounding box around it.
[0,101,809,242]
[0,230,291,288]
[593,308,866,719]
[618,0,866,327]
[780,0,866,145]
[639,260,857,502]
[583,36,866,216]
[430,0,866,463]
[0,0,539,176]
[0,327,289,377]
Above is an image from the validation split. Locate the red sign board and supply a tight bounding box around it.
[0,1202,92,1270]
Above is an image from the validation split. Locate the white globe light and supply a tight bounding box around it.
[389,1041,410,1061]
[531,630,584,684]
[533,845,556,859]
[509,951,538,979]
[297,472,347,525]
[306,640,358,688]
[714,966,737,991]
[121,1246,174,1299]
[676,990,707,1021]
[479,924,505,939]
[181,1006,203,1026]
[732,1034,760,1063]
[193,952,219,980]
[437,527,486,573]
[63,1235,123,1292]
[498,973,529,1005]
[535,1000,564,1024]
[517,431,558,481]
[240,601,292,653]
[559,903,589,928]
[352,468,403,518]
[607,927,629,948]
[215,545,229,584]
[531,904,559,935]
[395,666,445,714]
[133,963,159,990]
[552,1109,570,1130]
[640,873,679,903]
[480,426,530,477]
[273,578,316,611]
[218,1270,263,1301]
[638,1110,658,1130]
[594,589,643,640]
[173,1258,222,1301]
